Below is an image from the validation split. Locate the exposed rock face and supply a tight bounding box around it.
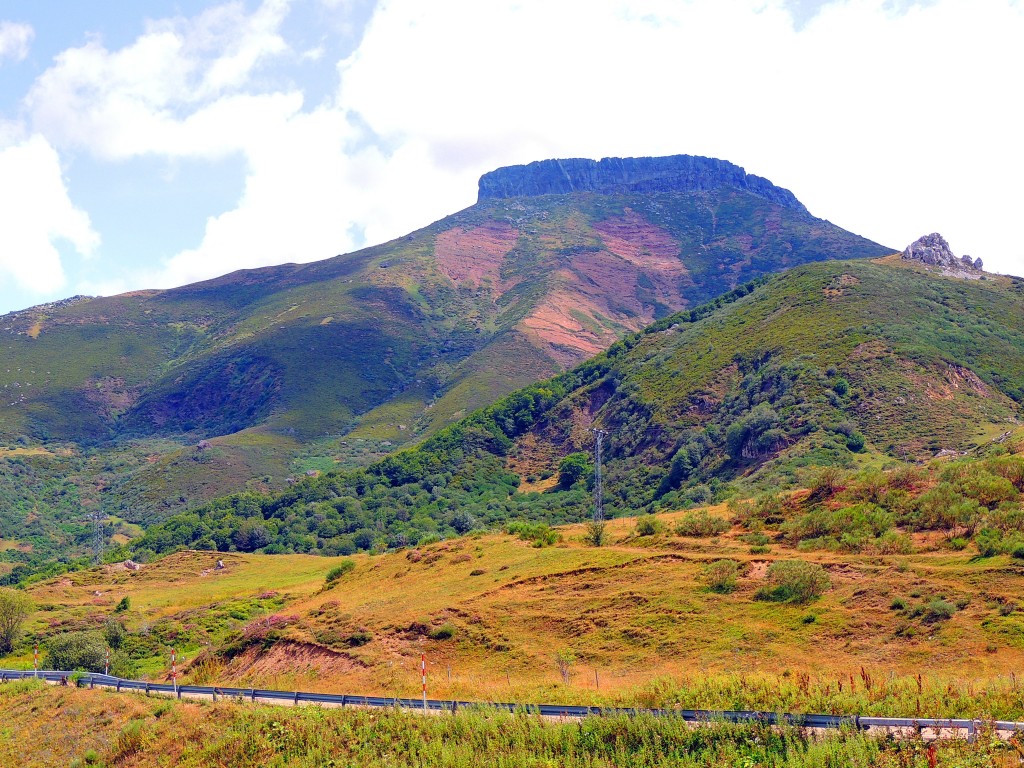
[902,233,982,272]
[478,155,809,213]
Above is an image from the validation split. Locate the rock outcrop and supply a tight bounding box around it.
[902,233,982,272]
[478,155,809,213]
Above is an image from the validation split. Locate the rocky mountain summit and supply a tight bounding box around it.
[478,154,808,213]
[902,233,982,272]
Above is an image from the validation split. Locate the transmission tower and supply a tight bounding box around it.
[83,508,110,564]
[591,429,609,522]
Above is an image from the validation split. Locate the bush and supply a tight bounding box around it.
[428,623,456,640]
[1012,544,1024,560]
[46,630,106,672]
[923,599,955,623]
[634,515,665,537]
[674,511,729,537]
[701,559,740,594]
[325,559,356,585]
[975,529,1002,558]
[114,596,130,613]
[103,618,125,650]
[507,522,560,547]
[345,629,373,647]
[584,520,607,547]
[890,598,907,611]
[755,560,830,604]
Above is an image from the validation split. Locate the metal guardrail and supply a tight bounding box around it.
[3,669,1023,735]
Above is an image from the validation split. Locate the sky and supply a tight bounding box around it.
[0,0,1021,315]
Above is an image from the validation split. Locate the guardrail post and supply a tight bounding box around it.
[294,691,299,705]
[251,689,256,702]
[340,694,346,707]
[967,720,977,743]
[116,680,121,692]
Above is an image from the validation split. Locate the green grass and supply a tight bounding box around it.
[0,681,1021,767]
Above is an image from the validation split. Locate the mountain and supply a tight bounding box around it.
[131,255,1024,558]
[0,154,889,553]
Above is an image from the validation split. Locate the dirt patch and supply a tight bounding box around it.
[592,211,688,283]
[227,641,366,677]
[434,223,519,295]
[745,561,770,580]
[823,273,861,298]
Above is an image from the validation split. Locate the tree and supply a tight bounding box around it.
[558,452,592,489]
[0,588,33,654]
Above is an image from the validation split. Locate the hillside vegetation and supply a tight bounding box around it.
[9,496,1024,714]
[131,258,1024,558]
[0,156,888,564]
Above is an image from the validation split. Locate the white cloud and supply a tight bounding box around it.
[0,135,99,295]
[25,0,293,159]
[336,0,1024,274]
[10,0,1023,302]
[0,21,32,63]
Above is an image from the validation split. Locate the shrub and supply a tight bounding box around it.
[1012,544,1024,560]
[701,559,740,594]
[46,630,106,672]
[114,596,130,613]
[507,521,560,547]
[428,623,456,640]
[584,520,607,547]
[974,529,1002,558]
[923,599,955,623]
[103,618,125,650]
[674,511,729,537]
[755,560,830,604]
[999,602,1017,616]
[875,531,913,555]
[749,545,771,555]
[949,537,968,551]
[845,432,866,452]
[890,598,907,610]
[345,629,373,647]
[634,515,665,537]
[325,559,356,585]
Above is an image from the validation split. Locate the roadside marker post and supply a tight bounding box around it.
[171,648,177,695]
[33,643,38,678]
[105,648,110,676]
[422,654,427,712]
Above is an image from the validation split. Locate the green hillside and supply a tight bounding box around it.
[0,155,888,567]
[131,257,1024,558]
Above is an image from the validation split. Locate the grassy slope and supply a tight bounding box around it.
[19,506,1024,714]
[3,682,1020,768]
[0,186,887,558]
[131,257,1024,557]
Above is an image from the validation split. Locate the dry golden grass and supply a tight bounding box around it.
[20,507,1024,708]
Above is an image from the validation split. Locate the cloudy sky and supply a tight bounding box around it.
[0,0,1021,314]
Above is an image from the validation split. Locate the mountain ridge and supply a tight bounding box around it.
[478,154,807,212]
